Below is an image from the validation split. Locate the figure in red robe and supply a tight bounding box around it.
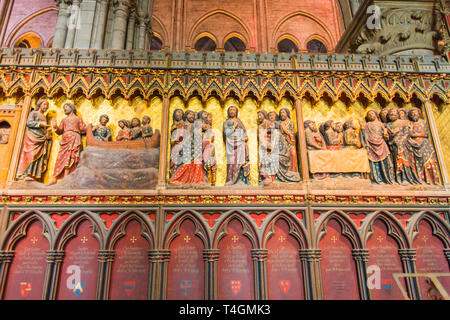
[48,103,86,185]
[17,99,52,181]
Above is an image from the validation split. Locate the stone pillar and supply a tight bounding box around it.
[137,15,149,50]
[126,10,136,50]
[157,93,170,189]
[148,249,170,299]
[111,0,130,50]
[97,250,115,299]
[0,251,14,299]
[398,249,419,300]
[251,249,268,300]
[299,249,321,300]
[45,250,65,300]
[74,0,97,48]
[64,0,80,48]
[294,95,310,181]
[92,0,109,49]
[203,249,220,300]
[53,0,71,48]
[7,94,32,183]
[352,249,370,300]
[423,99,449,186]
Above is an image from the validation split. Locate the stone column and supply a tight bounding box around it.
[126,10,136,50]
[299,249,321,300]
[352,249,370,300]
[0,251,14,299]
[97,250,115,299]
[423,99,449,186]
[294,95,310,181]
[53,0,71,48]
[137,15,149,50]
[251,249,268,300]
[74,0,98,48]
[203,249,220,300]
[92,0,109,49]
[157,93,170,189]
[148,249,170,299]
[64,0,80,48]
[7,94,32,183]
[111,0,130,50]
[398,249,419,300]
[44,250,65,300]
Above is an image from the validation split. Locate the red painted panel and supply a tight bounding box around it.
[109,220,151,300]
[319,219,360,300]
[367,219,405,300]
[267,219,304,300]
[413,220,450,300]
[4,220,49,300]
[56,220,100,300]
[217,219,254,300]
[167,219,205,300]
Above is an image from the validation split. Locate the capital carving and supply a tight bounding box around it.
[299,249,321,261]
[251,249,268,262]
[352,249,370,262]
[148,249,170,263]
[203,249,220,262]
[352,8,442,55]
[46,250,65,263]
[97,250,115,263]
[398,249,417,261]
[0,251,15,263]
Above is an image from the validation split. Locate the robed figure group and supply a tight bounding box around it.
[304,107,441,185]
[16,100,441,187]
[168,105,301,186]
[17,101,87,185]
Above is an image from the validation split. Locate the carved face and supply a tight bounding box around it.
[279,109,288,121]
[228,106,237,118]
[398,109,407,120]
[409,109,420,122]
[131,118,140,127]
[119,121,125,129]
[257,112,266,124]
[174,109,184,122]
[335,122,343,133]
[367,110,377,122]
[186,111,195,123]
[100,116,109,126]
[63,104,73,115]
[388,109,399,122]
[309,121,318,132]
[379,109,389,122]
[268,112,277,122]
[142,116,150,125]
[40,101,49,113]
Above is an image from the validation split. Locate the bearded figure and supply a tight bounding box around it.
[48,103,87,185]
[407,108,440,185]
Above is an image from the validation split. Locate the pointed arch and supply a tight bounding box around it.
[163,211,210,249]
[213,212,259,249]
[262,211,308,249]
[407,211,450,248]
[315,210,362,249]
[360,211,410,249]
[0,210,55,251]
[105,211,155,250]
[53,210,106,251]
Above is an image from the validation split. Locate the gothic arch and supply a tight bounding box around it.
[407,211,450,248]
[105,211,155,250]
[0,210,55,251]
[212,212,259,249]
[6,7,57,47]
[271,11,336,51]
[151,15,169,48]
[53,211,106,251]
[163,211,210,249]
[188,10,253,49]
[315,210,362,249]
[360,210,410,249]
[262,211,308,249]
